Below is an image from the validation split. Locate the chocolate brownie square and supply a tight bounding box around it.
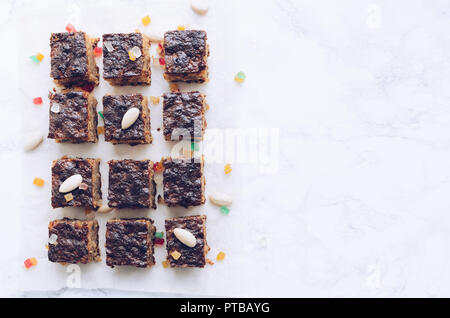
[48,90,98,143]
[165,215,209,268]
[163,91,206,141]
[162,156,205,208]
[50,32,99,88]
[48,218,100,264]
[51,157,102,209]
[106,218,156,268]
[102,32,151,86]
[163,30,209,83]
[107,160,156,209]
[103,94,151,145]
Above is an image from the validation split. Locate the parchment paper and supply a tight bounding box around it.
[18,0,251,296]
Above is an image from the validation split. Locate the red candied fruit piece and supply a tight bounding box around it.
[33,97,43,105]
[24,258,32,269]
[81,83,95,92]
[154,238,164,245]
[65,24,77,33]
[159,58,165,65]
[94,47,102,57]
[153,161,163,172]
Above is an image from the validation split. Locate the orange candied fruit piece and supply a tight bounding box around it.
[97,126,104,135]
[216,251,226,261]
[150,96,160,104]
[224,164,232,174]
[162,260,170,268]
[169,83,179,92]
[33,177,45,187]
[183,149,193,158]
[36,53,44,62]
[30,257,38,266]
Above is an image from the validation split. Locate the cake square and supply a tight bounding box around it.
[108,160,157,209]
[106,218,156,268]
[48,218,100,264]
[162,156,205,208]
[163,30,209,83]
[50,32,99,88]
[103,94,151,144]
[163,91,206,141]
[48,90,98,143]
[51,157,102,209]
[102,32,151,86]
[165,215,209,268]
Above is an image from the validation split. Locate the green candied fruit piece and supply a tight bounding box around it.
[30,55,39,63]
[237,71,246,80]
[98,111,104,120]
[191,142,199,151]
[220,206,230,215]
[155,232,164,239]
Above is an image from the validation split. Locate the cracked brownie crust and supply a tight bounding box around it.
[108,160,156,209]
[162,157,205,208]
[103,33,151,86]
[163,30,209,83]
[163,91,206,141]
[48,91,98,143]
[165,215,209,268]
[103,94,151,144]
[106,218,155,268]
[50,32,99,88]
[51,157,102,209]
[48,218,100,264]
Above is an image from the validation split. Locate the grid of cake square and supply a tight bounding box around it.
[47,30,210,269]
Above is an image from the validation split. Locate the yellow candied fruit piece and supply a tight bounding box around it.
[36,53,44,62]
[177,25,185,31]
[224,164,232,174]
[216,251,226,261]
[142,15,151,26]
[162,260,170,268]
[45,244,49,250]
[33,177,45,187]
[64,193,73,202]
[150,96,160,104]
[128,50,136,61]
[97,126,104,135]
[170,250,181,260]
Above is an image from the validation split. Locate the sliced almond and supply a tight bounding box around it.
[121,107,140,129]
[24,133,44,151]
[191,0,209,15]
[97,205,114,214]
[173,228,196,248]
[208,192,232,207]
[59,174,82,193]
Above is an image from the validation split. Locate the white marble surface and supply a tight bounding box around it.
[2,0,450,297]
